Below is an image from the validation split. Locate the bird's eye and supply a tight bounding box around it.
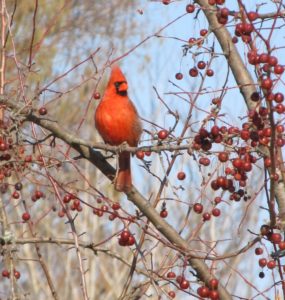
[114,82,120,88]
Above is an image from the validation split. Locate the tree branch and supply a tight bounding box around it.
[0,97,233,299]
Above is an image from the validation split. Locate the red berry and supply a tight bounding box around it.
[274,93,284,103]
[208,0,216,5]
[276,137,285,147]
[176,275,183,284]
[262,64,270,72]
[275,104,285,114]
[267,260,276,269]
[209,290,219,300]
[261,77,273,90]
[259,53,269,63]
[263,128,272,137]
[233,158,243,169]
[58,210,65,218]
[186,4,195,13]
[279,241,285,250]
[259,258,267,267]
[112,202,120,210]
[274,65,284,75]
[216,0,225,4]
[168,291,176,298]
[25,155,32,162]
[206,69,214,76]
[212,98,221,105]
[144,151,151,156]
[2,269,9,278]
[225,167,232,175]
[175,72,183,80]
[218,152,228,162]
[39,107,47,115]
[203,212,211,221]
[177,171,186,180]
[193,203,203,214]
[0,142,7,151]
[266,95,275,103]
[14,270,20,279]
[189,67,198,77]
[276,125,284,133]
[240,129,250,141]
[101,204,108,212]
[136,150,145,159]
[197,286,210,298]
[197,61,206,69]
[93,92,101,100]
[255,247,263,255]
[127,235,135,246]
[264,157,271,168]
[200,29,208,36]
[208,278,219,290]
[63,194,71,203]
[260,137,269,146]
[269,232,282,244]
[120,230,131,242]
[109,213,117,221]
[212,208,221,217]
[211,180,219,191]
[218,16,228,25]
[158,129,168,140]
[118,238,128,246]
[243,161,252,172]
[268,56,278,66]
[259,106,269,117]
[238,23,246,34]
[211,126,220,137]
[12,191,20,199]
[180,279,190,289]
[162,0,170,4]
[220,7,229,17]
[22,212,30,221]
[214,197,222,204]
[160,209,168,218]
[247,51,258,64]
[35,190,43,199]
[244,23,254,34]
[248,11,258,21]
[216,176,226,188]
[232,36,238,43]
[167,271,176,278]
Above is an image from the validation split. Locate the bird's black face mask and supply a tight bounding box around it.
[114,81,128,96]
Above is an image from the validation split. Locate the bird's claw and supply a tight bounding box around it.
[117,141,129,153]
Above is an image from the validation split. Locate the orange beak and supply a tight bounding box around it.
[118,82,128,93]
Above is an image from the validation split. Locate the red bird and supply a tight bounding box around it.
[95,65,142,192]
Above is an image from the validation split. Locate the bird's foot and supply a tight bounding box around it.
[117,141,129,153]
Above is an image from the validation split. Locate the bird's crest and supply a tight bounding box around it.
[109,65,127,85]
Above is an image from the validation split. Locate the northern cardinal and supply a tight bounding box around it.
[95,65,142,192]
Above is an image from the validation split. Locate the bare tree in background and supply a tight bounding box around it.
[0,0,285,300]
